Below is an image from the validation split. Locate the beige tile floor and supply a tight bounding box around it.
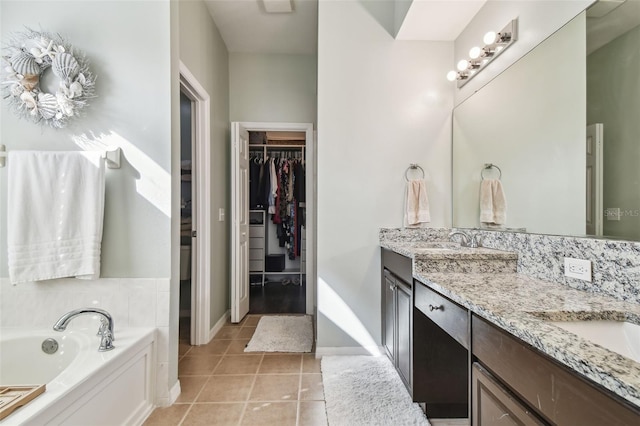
[143,315,327,426]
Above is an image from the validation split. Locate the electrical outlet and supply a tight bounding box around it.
[564,257,592,282]
[606,207,621,221]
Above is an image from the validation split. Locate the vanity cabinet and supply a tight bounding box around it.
[381,248,413,393]
[414,281,469,418]
[472,315,640,425]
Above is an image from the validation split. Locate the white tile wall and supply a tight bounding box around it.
[0,277,171,402]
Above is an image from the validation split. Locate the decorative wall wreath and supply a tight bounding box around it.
[1,28,96,128]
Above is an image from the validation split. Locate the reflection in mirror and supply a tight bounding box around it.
[452,1,640,241]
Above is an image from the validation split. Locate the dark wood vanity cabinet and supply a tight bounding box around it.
[382,248,414,392]
[472,315,640,426]
[414,281,469,418]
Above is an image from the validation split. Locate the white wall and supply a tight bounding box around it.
[0,0,173,403]
[229,53,317,125]
[178,0,230,334]
[453,0,592,105]
[317,0,453,350]
[452,14,586,236]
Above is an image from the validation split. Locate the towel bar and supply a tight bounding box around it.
[0,145,121,169]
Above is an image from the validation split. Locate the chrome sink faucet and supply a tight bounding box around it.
[449,230,482,248]
[53,308,115,351]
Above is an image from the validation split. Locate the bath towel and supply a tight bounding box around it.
[7,151,106,284]
[405,179,431,226]
[480,178,507,225]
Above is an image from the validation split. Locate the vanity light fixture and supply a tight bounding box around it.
[447,19,518,87]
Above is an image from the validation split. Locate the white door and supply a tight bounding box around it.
[231,122,250,323]
[586,123,603,236]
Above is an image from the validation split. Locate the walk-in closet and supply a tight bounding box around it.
[248,131,307,314]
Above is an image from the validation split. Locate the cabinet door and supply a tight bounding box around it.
[396,279,412,391]
[472,363,545,426]
[383,271,395,360]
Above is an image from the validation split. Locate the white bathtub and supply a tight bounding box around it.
[0,327,156,425]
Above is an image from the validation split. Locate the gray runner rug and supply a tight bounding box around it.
[321,355,430,426]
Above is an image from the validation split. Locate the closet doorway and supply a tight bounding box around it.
[231,122,315,323]
[179,63,212,345]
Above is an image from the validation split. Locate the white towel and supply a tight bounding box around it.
[405,179,431,226]
[480,178,507,225]
[7,151,106,284]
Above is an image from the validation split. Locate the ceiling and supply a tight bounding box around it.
[587,0,640,54]
[204,0,487,55]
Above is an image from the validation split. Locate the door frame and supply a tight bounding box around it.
[231,121,316,320]
[179,62,211,345]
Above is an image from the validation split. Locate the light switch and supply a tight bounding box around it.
[218,208,225,222]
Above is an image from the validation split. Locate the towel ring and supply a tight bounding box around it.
[405,164,425,182]
[481,163,502,180]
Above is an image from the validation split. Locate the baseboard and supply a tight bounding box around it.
[315,345,383,357]
[169,380,181,405]
[429,419,470,426]
[209,309,230,342]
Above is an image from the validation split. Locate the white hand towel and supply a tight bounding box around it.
[480,178,507,225]
[406,179,431,226]
[7,151,106,284]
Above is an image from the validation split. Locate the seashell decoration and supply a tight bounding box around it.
[20,74,40,91]
[10,51,40,76]
[37,93,58,120]
[2,29,97,128]
[52,52,79,81]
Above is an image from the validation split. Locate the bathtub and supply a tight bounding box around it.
[0,327,156,425]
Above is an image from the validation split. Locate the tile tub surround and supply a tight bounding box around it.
[0,277,172,404]
[414,271,640,409]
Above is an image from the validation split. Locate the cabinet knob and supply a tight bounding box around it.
[389,285,395,291]
[429,304,444,312]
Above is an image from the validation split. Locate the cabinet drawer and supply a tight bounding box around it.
[250,237,265,249]
[472,315,640,425]
[249,226,265,238]
[249,260,264,272]
[381,248,412,284]
[249,248,264,261]
[415,282,469,349]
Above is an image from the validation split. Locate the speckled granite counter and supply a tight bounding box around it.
[414,272,640,408]
[380,229,640,409]
[380,240,518,274]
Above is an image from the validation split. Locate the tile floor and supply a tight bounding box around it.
[143,315,327,426]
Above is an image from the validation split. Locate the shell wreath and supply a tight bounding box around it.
[1,28,97,128]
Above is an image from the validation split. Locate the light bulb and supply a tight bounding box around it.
[446,70,458,82]
[469,46,481,59]
[483,31,497,45]
[457,59,469,71]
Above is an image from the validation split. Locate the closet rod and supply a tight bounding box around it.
[249,144,305,149]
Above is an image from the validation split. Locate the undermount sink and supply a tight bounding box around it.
[548,320,640,363]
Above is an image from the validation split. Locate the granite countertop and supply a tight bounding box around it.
[382,242,640,408]
[380,240,518,260]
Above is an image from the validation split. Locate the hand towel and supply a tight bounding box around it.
[7,151,106,284]
[405,179,431,226]
[480,178,507,225]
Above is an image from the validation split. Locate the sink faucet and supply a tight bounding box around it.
[53,308,115,351]
[449,230,482,248]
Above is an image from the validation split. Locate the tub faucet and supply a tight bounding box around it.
[53,308,115,352]
[449,230,482,248]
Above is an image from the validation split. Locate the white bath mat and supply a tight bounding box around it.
[244,315,313,353]
[321,355,430,426]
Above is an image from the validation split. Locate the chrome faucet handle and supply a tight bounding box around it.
[98,327,115,352]
[470,233,483,248]
[448,231,470,246]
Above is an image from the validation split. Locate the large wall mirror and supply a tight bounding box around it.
[452,0,640,241]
